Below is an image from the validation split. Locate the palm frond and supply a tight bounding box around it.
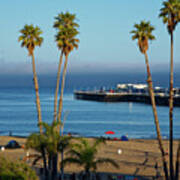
[18,24,43,55]
[92,138,105,149]
[53,12,80,54]
[32,155,43,165]
[130,20,155,53]
[62,157,82,166]
[58,135,72,152]
[64,138,118,173]
[159,0,180,32]
[95,158,119,168]
[66,149,81,157]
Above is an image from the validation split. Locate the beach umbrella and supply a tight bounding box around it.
[105,131,115,135]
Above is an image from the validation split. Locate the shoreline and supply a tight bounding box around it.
[0,129,173,140]
[0,133,176,140]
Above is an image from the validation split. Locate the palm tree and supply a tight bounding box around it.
[52,13,79,179]
[53,12,79,126]
[26,122,60,179]
[39,121,62,179]
[18,24,43,134]
[159,1,180,179]
[26,122,71,180]
[63,138,118,179]
[56,27,79,133]
[130,21,169,179]
[26,133,48,178]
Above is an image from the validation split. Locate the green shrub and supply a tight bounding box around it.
[0,157,38,180]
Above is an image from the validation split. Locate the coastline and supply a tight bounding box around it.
[0,136,179,178]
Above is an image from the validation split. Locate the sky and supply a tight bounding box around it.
[0,0,180,77]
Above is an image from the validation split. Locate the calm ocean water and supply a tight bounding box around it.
[0,87,180,139]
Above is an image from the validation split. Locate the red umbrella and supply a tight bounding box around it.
[105,131,115,135]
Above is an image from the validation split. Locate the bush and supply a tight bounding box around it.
[0,157,38,180]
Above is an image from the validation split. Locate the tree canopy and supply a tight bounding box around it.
[159,0,180,33]
[130,21,155,54]
[18,24,43,55]
[53,12,79,56]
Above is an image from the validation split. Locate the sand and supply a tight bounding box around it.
[0,136,179,178]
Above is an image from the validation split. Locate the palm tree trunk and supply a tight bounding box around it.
[53,51,63,123]
[41,146,48,179]
[169,31,174,180]
[31,53,43,134]
[144,52,169,180]
[61,150,64,180]
[175,142,180,180]
[48,154,52,173]
[57,54,69,132]
[52,154,58,180]
[84,168,89,180]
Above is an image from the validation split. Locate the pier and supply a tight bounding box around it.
[74,83,180,107]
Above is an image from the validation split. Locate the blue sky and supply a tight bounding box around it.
[0,0,180,75]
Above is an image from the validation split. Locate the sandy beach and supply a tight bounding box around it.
[1,136,179,179]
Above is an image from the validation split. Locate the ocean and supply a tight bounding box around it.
[0,86,180,139]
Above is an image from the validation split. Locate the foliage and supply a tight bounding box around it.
[26,122,71,165]
[53,12,79,56]
[26,133,45,152]
[159,0,180,33]
[130,21,155,54]
[41,121,61,155]
[54,12,79,29]
[18,24,43,55]
[26,122,60,162]
[63,138,118,173]
[0,157,38,180]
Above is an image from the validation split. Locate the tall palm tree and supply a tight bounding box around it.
[54,12,79,132]
[63,138,118,179]
[53,12,79,124]
[159,1,180,179]
[130,21,168,179]
[18,24,43,134]
[53,14,79,179]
